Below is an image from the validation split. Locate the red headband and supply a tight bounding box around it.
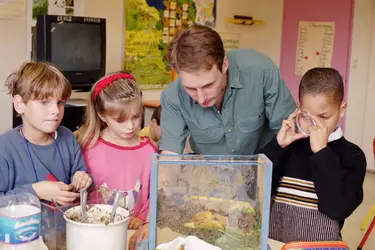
[93,73,136,101]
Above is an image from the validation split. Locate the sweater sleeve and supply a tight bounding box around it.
[0,157,38,197]
[257,136,288,195]
[257,136,287,167]
[310,146,366,220]
[70,136,95,192]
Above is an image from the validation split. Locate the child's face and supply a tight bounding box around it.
[19,98,65,134]
[150,119,161,142]
[299,94,346,134]
[101,101,142,140]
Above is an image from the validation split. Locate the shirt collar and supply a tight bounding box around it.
[328,127,343,142]
[226,51,243,89]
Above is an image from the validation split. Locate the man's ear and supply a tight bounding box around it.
[221,56,229,74]
[13,95,26,115]
[151,118,157,125]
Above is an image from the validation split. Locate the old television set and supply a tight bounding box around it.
[34,15,106,91]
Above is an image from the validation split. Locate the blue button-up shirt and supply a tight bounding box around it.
[159,48,296,155]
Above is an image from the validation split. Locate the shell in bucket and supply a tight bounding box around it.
[64,204,129,250]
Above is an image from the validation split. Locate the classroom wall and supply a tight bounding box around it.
[82,0,284,101]
[0,1,30,132]
[0,0,373,168]
[84,0,375,169]
[346,0,375,171]
[361,1,375,171]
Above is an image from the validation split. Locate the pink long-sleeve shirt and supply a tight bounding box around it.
[83,136,157,221]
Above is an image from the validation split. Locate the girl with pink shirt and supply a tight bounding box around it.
[76,72,157,234]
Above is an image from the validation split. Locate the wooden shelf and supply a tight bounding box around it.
[143,100,160,108]
[226,18,265,26]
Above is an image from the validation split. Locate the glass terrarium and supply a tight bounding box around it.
[148,154,273,250]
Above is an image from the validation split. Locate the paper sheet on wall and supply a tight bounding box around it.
[32,0,84,22]
[0,0,26,19]
[295,21,335,76]
[47,0,83,17]
[219,32,240,51]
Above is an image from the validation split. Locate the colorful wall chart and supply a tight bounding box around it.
[124,0,216,90]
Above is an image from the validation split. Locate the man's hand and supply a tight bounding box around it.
[128,223,148,250]
[32,181,79,206]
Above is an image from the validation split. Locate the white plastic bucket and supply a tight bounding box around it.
[64,205,129,250]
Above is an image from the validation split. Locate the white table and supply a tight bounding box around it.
[127,230,285,250]
[40,231,284,249]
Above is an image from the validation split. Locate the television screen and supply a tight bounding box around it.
[50,22,102,71]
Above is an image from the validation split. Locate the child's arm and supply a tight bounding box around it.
[258,136,287,167]
[70,138,95,192]
[0,157,79,204]
[310,146,366,221]
[0,156,37,196]
[137,197,149,222]
[258,109,306,166]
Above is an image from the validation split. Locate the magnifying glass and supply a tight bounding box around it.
[295,111,317,136]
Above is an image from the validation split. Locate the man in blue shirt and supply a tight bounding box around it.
[159,25,296,155]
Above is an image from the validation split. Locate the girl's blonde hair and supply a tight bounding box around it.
[76,72,143,150]
[5,61,71,102]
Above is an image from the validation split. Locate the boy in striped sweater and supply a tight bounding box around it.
[260,68,366,242]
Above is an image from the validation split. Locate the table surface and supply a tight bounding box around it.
[40,231,284,249]
[127,230,285,250]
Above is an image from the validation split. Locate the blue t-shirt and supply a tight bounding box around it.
[0,126,91,197]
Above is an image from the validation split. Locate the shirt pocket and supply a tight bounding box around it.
[236,109,265,133]
[189,123,224,144]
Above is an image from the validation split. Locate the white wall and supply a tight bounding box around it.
[216,0,284,66]
[0,0,373,168]
[346,0,375,170]
[359,0,375,171]
[0,3,29,132]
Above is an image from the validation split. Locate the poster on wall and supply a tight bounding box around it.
[219,32,241,51]
[32,0,83,21]
[295,21,335,76]
[124,0,216,90]
[0,0,26,19]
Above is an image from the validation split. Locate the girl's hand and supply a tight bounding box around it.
[128,223,148,250]
[71,171,92,192]
[277,109,308,148]
[128,216,144,230]
[307,114,329,153]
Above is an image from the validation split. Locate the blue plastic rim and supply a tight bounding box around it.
[148,154,273,250]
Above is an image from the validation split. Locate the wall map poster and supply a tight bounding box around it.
[124,0,216,90]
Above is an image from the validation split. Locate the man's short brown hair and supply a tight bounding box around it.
[167,25,225,73]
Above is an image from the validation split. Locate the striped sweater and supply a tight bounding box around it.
[259,128,366,243]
